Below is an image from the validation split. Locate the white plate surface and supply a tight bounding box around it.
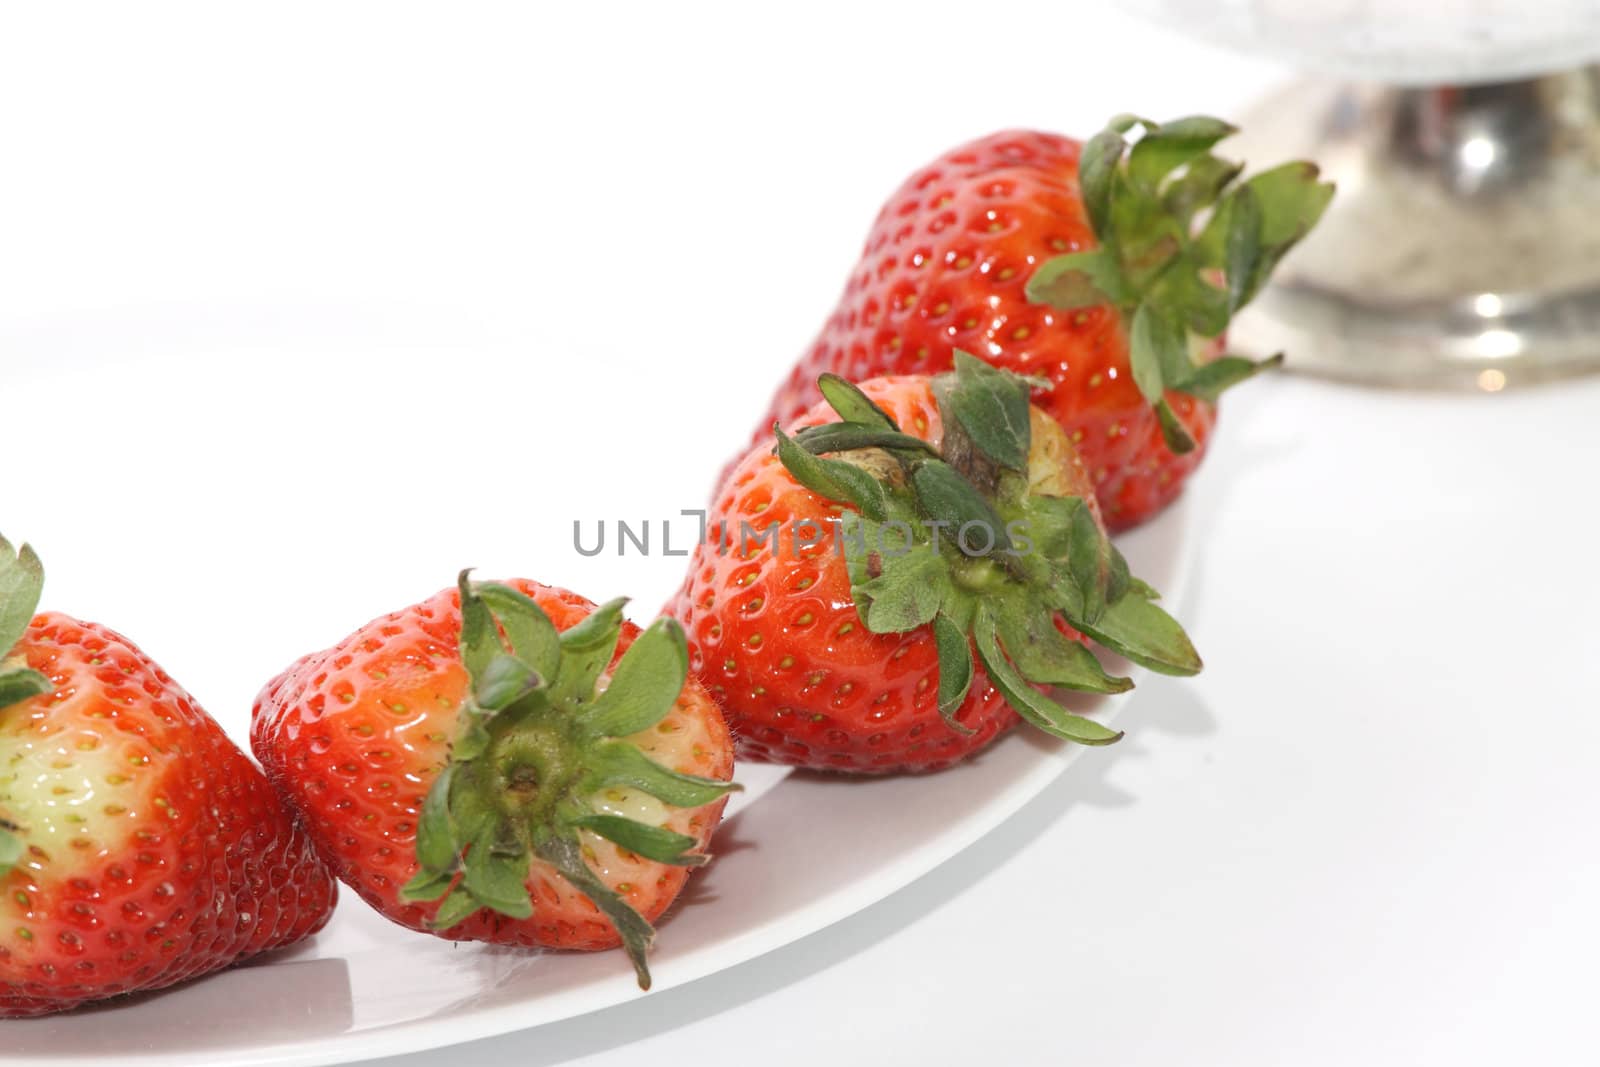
[2,309,1189,1065]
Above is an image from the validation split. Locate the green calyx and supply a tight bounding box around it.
[1025,112,1335,453]
[399,574,739,989]
[774,356,1202,746]
[0,534,53,879]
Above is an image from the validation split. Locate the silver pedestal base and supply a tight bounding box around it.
[1229,66,1600,391]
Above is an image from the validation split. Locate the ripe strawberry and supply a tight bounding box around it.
[752,115,1333,529]
[669,358,1202,773]
[252,576,736,989]
[0,537,337,1017]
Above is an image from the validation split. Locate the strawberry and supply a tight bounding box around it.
[669,358,1202,773]
[0,536,337,1017]
[251,576,736,989]
[752,115,1333,529]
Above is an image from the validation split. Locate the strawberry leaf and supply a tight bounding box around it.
[429,885,482,930]
[910,462,1012,557]
[1107,544,1134,605]
[398,867,455,903]
[1224,182,1264,315]
[1025,493,1115,625]
[1076,589,1203,676]
[931,613,976,733]
[793,423,938,457]
[584,740,740,808]
[572,815,707,867]
[1025,112,1333,447]
[1248,161,1337,247]
[537,834,658,989]
[1179,353,1284,403]
[774,425,888,522]
[1077,127,1126,239]
[973,611,1123,745]
[817,373,897,429]
[1128,304,1198,455]
[428,576,738,989]
[549,596,627,706]
[461,836,534,920]
[943,351,1033,472]
[853,543,948,634]
[0,535,44,662]
[1198,161,1334,301]
[474,653,542,712]
[457,569,499,682]
[760,363,1206,758]
[451,710,492,761]
[1162,154,1242,230]
[476,582,561,682]
[0,825,23,879]
[1127,115,1237,191]
[0,668,51,714]
[580,617,689,738]
[994,608,1131,695]
[1023,249,1133,310]
[411,763,460,876]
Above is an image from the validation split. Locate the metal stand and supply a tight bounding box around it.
[1229,65,1600,390]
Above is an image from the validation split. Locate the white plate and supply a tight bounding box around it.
[1,307,1189,1065]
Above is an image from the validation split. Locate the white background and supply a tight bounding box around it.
[4,3,1600,1065]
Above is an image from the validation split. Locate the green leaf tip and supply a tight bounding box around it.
[0,534,45,661]
[580,616,690,738]
[571,814,709,867]
[405,574,736,989]
[931,613,976,735]
[818,373,897,429]
[774,423,889,522]
[538,834,658,989]
[1025,112,1334,443]
[943,351,1033,473]
[0,669,52,715]
[1076,588,1203,677]
[0,534,53,719]
[0,825,23,879]
[769,367,1207,755]
[974,611,1123,746]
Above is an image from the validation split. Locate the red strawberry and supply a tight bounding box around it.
[669,359,1202,773]
[752,115,1332,529]
[0,537,337,1017]
[252,576,736,989]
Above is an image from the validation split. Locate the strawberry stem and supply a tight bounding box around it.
[399,574,739,988]
[1025,113,1335,451]
[774,360,1202,744]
